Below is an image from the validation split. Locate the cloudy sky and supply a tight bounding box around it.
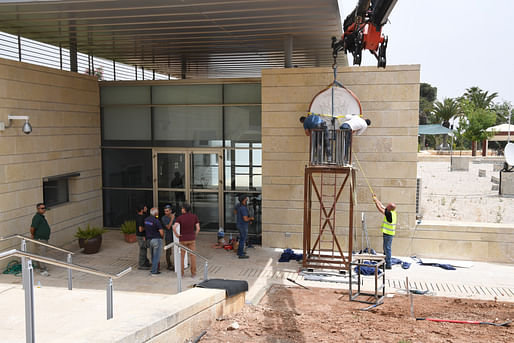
[339,0,513,104]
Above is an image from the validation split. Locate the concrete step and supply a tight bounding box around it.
[0,283,242,343]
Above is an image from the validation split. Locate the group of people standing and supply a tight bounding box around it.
[135,203,200,277]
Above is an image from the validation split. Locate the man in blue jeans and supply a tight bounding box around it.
[372,194,397,269]
[144,207,164,275]
[236,195,254,259]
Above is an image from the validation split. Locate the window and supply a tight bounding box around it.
[43,178,69,207]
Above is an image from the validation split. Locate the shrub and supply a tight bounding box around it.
[75,224,107,240]
[120,220,136,234]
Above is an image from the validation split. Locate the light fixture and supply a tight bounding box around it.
[0,115,32,134]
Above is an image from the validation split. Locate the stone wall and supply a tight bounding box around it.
[261,65,420,249]
[0,58,101,262]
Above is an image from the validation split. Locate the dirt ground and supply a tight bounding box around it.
[202,285,513,343]
[418,160,514,223]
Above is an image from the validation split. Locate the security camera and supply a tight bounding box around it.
[2,115,32,135]
[22,120,32,134]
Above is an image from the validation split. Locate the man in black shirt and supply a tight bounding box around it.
[136,204,151,270]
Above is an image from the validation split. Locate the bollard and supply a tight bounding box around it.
[107,277,113,319]
[24,259,35,343]
[67,254,73,290]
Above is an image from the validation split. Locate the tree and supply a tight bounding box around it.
[493,100,513,125]
[419,83,437,149]
[463,86,498,109]
[432,98,460,128]
[419,83,437,124]
[459,100,496,156]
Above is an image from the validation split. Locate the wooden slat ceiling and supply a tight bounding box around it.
[0,0,345,78]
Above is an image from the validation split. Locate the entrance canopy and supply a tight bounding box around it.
[486,124,514,141]
[418,124,454,136]
[0,0,343,78]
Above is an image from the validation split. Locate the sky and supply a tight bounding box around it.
[338,0,514,104]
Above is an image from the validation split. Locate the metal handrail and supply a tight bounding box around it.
[0,248,131,343]
[163,241,208,262]
[0,234,74,254]
[164,241,208,293]
[0,249,131,279]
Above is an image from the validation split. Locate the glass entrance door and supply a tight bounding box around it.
[154,149,223,231]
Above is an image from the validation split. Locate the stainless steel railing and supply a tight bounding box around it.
[0,234,75,290]
[0,248,131,343]
[164,241,208,293]
[309,128,352,166]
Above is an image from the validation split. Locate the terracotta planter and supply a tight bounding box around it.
[81,235,103,254]
[124,233,137,243]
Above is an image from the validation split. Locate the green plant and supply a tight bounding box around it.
[120,220,136,234]
[75,224,107,240]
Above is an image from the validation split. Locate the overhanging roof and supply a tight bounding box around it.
[419,124,454,136]
[0,0,344,78]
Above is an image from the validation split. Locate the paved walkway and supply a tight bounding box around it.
[2,230,513,303]
[1,230,514,342]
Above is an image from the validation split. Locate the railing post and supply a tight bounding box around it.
[107,277,113,320]
[21,239,27,290]
[24,259,35,343]
[175,245,182,293]
[67,254,73,290]
[204,261,208,281]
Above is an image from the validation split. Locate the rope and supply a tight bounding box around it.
[353,153,374,195]
[2,260,22,277]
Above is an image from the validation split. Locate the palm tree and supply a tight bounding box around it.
[433,98,460,128]
[463,87,498,109]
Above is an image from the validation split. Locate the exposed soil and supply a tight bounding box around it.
[202,285,513,343]
[418,160,514,223]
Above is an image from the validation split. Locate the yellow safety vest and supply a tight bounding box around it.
[381,210,397,236]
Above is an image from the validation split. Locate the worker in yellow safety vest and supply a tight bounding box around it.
[372,194,396,269]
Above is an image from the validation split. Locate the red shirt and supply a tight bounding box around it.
[175,213,199,241]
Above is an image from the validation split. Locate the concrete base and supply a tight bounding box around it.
[500,170,514,195]
[451,157,470,171]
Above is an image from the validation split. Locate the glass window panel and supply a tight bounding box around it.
[153,106,222,147]
[236,175,249,189]
[157,153,186,189]
[224,148,261,191]
[102,149,152,188]
[235,167,249,174]
[252,175,262,188]
[224,84,261,104]
[252,149,262,166]
[103,107,151,141]
[100,86,150,105]
[235,149,249,165]
[224,106,261,146]
[191,192,219,230]
[191,153,219,190]
[223,193,261,235]
[103,189,153,227]
[43,179,68,207]
[158,191,185,214]
[152,85,222,104]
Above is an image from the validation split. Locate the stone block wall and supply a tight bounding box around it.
[261,65,420,249]
[0,58,101,262]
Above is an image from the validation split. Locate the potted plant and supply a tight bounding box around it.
[120,220,137,243]
[75,225,107,254]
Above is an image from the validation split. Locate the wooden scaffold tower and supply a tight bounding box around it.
[302,133,356,271]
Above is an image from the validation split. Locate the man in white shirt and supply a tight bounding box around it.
[339,115,371,165]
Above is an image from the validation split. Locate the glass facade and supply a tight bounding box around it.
[101,81,261,236]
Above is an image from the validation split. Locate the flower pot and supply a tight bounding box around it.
[124,233,137,243]
[82,235,102,254]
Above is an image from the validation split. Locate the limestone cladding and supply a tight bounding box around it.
[0,58,101,265]
[261,66,420,249]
